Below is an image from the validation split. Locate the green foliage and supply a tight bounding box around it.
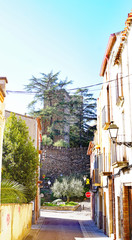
[42,135,53,146]
[43,202,57,206]
[25,71,72,141]
[70,88,96,147]
[65,201,78,206]
[53,139,69,148]
[1,180,27,203]
[42,201,78,207]
[51,176,84,202]
[2,113,39,203]
[25,71,97,147]
[41,198,45,206]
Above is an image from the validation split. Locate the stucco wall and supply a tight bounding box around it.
[5,110,37,148]
[0,203,32,240]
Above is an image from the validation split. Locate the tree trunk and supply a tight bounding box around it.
[67,196,70,203]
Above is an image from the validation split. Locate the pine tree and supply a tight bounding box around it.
[70,88,96,147]
[25,71,71,143]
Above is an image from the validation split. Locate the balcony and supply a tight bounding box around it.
[100,171,112,176]
[102,105,110,130]
[116,96,124,107]
[98,153,112,176]
[92,169,101,187]
[112,161,128,169]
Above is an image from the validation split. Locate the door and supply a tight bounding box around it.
[128,187,132,240]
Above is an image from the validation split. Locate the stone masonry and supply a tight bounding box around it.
[40,146,90,181]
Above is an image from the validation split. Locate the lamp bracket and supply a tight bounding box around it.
[113,140,132,148]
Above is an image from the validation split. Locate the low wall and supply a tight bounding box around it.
[41,204,80,211]
[0,203,32,240]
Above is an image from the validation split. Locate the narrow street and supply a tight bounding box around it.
[24,201,109,240]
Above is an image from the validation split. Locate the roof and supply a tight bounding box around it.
[87,141,94,155]
[100,33,116,76]
[0,77,8,83]
[100,10,132,75]
[114,10,132,65]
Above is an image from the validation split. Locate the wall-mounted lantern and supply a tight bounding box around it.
[108,121,132,148]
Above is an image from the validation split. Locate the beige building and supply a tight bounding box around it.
[90,10,132,240]
[5,111,42,224]
[0,77,8,186]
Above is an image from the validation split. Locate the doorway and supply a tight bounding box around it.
[128,187,132,239]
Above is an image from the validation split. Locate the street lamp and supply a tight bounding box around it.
[108,121,119,143]
[48,180,51,186]
[108,121,132,148]
[83,176,86,182]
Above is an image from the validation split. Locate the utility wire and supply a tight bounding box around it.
[6,73,132,95]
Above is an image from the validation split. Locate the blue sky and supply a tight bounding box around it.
[0,0,132,114]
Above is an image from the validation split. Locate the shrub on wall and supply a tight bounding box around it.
[42,135,53,146]
[53,139,69,148]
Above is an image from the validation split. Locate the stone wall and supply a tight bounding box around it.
[40,146,90,182]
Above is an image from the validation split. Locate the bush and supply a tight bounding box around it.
[42,135,53,146]
[53,139,69,148]
[41,198,45,206]
[65,201,78,206]
[43,202,57,206]
[1,180,27,203]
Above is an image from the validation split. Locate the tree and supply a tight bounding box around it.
[2,113,39,202]
[70,88,96,147]
[1,179,27,203]
[25,71,71,142]
[51,176,84,202]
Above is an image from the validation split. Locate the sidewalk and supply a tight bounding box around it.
[79,220,109,239]
[23,217,43,240]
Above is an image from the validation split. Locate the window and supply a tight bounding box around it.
[115,73,124,105]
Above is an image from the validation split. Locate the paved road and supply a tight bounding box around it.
[31,217,84,240]
[24,201,110,239]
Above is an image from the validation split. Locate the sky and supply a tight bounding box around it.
[0,0,132,115]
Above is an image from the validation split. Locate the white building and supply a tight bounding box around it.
[91,10,132,239]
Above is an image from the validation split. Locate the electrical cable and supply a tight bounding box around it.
[6,73,132,95]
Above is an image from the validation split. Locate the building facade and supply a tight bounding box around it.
[89,10,132,240]
[0,77,8,187]
[5,111,42,224]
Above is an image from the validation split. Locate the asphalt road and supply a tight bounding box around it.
[34,217,84,240]
[24,201,109,239]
